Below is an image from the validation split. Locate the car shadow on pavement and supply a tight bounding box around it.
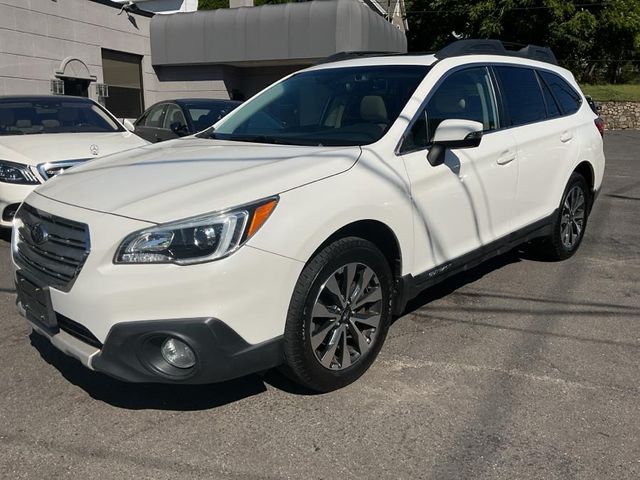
[29,332,318,410]
[399,248,525,319]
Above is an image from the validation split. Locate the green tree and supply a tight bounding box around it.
[198,0,228,9]
[404,0,640,83]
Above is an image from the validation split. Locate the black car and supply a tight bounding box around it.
[133,98,241,143]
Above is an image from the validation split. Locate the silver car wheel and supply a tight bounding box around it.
[560,185,586,249]
[310,263,382,370]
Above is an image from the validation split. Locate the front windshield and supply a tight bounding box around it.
[0,99,123,135]
[207,65,429,146]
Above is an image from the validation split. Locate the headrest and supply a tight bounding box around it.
[360,95,388,122]
[172,110,183,123]
[15,119,32,128]
[42,119,60,128]
[433,92,467,114]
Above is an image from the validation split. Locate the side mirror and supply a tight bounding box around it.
[170,122,189,136]
[427,119,484,167]
[122,119,135,133]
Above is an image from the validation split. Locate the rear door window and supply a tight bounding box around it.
[539,71,582,115]
[494,66,547,126]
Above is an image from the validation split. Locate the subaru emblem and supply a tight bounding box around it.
[30,223,49,245]
[90,144,99,156]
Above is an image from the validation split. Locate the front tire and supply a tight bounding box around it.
[537,172,590,260]
[281,237,393,392]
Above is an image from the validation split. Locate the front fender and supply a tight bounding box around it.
[247,154,415,276]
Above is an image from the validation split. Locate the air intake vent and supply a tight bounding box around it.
[58,314,102,349]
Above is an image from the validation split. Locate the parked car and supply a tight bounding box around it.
[0,95,148,228]
[12,40,605,392]
[133,99,241,143]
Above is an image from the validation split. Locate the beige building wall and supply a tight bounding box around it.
[0,0,230,111]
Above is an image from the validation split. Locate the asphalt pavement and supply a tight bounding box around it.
[0,131,638,480]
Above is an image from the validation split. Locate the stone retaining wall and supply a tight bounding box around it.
[598,101,640,130]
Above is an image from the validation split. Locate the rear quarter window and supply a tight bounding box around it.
[494,66,547,127]
[537,72,562,119]
[539,71,582,115]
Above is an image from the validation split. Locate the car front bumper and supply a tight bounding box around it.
[13,193,303,383]
[24,305,283,384]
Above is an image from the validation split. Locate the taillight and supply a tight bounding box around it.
[594,117,605,137]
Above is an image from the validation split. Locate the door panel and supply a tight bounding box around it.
[402,129,518,271]
[493,66,580,229]
[399,66,518,273]
[509,118,579,229]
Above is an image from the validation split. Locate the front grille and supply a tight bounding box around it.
[57,314,102,349]
[14,204,90,291]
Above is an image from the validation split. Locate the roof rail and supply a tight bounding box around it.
[315,51,405,65]
[435,39,558,65]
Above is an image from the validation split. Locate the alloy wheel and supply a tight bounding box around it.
[560,185,586,249]
[310,263,382,370]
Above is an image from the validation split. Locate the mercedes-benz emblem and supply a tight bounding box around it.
[90,144,99,156]
[30,223,49,245]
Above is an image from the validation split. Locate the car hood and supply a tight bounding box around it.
[0,132,148,166]
[35,137,361,223]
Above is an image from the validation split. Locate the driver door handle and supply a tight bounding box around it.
[497,149,516,165]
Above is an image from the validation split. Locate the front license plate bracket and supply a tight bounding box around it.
[15,272,58,333]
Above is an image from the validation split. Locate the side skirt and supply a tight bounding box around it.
[393,210,556,315]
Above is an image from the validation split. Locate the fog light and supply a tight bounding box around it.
[160,338,196,369]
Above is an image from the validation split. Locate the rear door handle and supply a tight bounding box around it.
[560,131,573,143]
[497,150,516,165]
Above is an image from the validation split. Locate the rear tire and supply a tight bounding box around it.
[536,172,589,261]
[281,237,393,392]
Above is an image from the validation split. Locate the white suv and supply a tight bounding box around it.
[12,40,605,392]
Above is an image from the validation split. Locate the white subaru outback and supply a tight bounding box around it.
[12,40,605,392]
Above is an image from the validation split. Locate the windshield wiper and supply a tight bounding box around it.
[231,135,282,144]
[196,127,217,139]
[198,130,324,146]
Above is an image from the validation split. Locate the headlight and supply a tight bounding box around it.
[0,160,40,185]
[115,197,278,265]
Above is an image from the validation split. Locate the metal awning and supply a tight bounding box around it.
[150,0,407,67]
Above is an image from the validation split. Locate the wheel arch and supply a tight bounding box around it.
[574,161,595,193]
[309,219,403,278]
[572,160,596,212]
